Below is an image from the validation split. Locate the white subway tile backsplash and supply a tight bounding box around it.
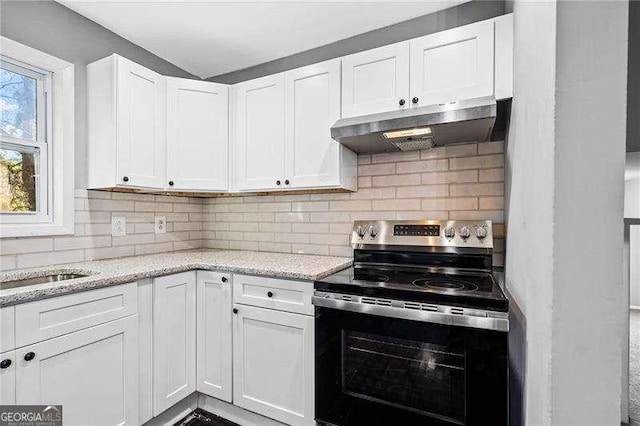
[1,192,203,272]
[202,142,505,265]
[1,142,505,271]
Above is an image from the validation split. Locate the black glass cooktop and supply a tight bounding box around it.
[315,265,508,312]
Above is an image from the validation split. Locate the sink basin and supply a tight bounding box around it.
[0,272,93,291]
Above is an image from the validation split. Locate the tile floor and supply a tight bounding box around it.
[174,409,239,426]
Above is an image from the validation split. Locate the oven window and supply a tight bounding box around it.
[342,331,466,425]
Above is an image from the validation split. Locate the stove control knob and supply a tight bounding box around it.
[355,225,366,239]
[368,225,378,238]
[459,226,471,240]
[476,226,488,239]
[444,226,455,239]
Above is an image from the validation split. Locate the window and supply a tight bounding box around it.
[1,58,50,216]
[0,37,74,238]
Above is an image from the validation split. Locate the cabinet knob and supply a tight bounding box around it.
[267,291,274,298]
[23,352,35,362]
[276,180,281,186]
[233,308,238,314]
[412,97,419,104]
[399,99,406,106]
[122,176,129,182]
[168,181,174,186]
[221,276,228,283]
[0,359,11,369]
[284,180,290,185]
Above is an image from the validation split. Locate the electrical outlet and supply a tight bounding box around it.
[155,216,167,235]
[111,216,126,237]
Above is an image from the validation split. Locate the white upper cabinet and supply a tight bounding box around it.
[167,78,229,191]
[340,16,512,118]
[341,42,410,118]
[285,59,351,189]
[87,54,166,189]
[88,54,229,192]
[233,65,356,193]
[117,58,167,188]
[410,20,495,106]
[232,73,287,191]
[494,13,514,100]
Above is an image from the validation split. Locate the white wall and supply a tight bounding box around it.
[505,1,557,423]
[506,1,628,424]
[551,2,627,424]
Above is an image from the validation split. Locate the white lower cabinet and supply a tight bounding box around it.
[153,271,197,416]
[196,271,233,402]
[2,270,316,426]
[0,350,16,405]
[232,304,315,426]
[15,316,139,426]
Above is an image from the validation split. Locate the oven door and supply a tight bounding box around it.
[315,306,507,426]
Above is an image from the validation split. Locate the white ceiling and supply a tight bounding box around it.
[57,1,468,79]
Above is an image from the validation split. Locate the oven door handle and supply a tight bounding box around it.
[312,294,509,332]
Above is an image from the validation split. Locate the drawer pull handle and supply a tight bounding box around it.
[0,359,11,369]
[221,277,228,283]
[233,308,238,314]
[24,352,35,362]
[267,291,274,298]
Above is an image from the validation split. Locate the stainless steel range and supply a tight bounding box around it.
[313,220,508,426]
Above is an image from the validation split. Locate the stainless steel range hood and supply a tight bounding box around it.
[330,96,497,154]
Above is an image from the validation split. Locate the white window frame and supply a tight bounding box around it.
[0,37,74,238]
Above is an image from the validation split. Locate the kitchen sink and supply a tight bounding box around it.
[0,271,94,291]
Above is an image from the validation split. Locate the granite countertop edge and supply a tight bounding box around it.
[0,250,353,307]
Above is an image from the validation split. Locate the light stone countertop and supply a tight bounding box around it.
[0,249,352,307]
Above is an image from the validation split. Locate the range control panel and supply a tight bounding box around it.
[351,220,493,249]
[393,224,440,236]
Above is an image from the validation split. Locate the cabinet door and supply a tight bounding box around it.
[116,56,166,188]
[233,305,314,426]
[153,272,196,415]
[233,74,286,191]
[341,41,410,118]
[0,351,15,405]
[15,316,138,426]
[285,59,342,189]
[0,306,15,353]
[196,271,232,402]
[410,20,494,106]
[167,78,229,191]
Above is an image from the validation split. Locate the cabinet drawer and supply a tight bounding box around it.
[0,306,15,352]
[233,274,313,316]
[15,283,137,347]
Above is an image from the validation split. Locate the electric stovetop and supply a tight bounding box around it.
[315,265,509,312]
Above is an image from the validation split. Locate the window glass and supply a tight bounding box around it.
[0,146,38,212]
[0,67,37,142]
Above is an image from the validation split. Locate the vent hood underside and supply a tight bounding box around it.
[330,96,499,154]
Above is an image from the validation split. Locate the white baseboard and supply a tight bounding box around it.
[197,394,287,426]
